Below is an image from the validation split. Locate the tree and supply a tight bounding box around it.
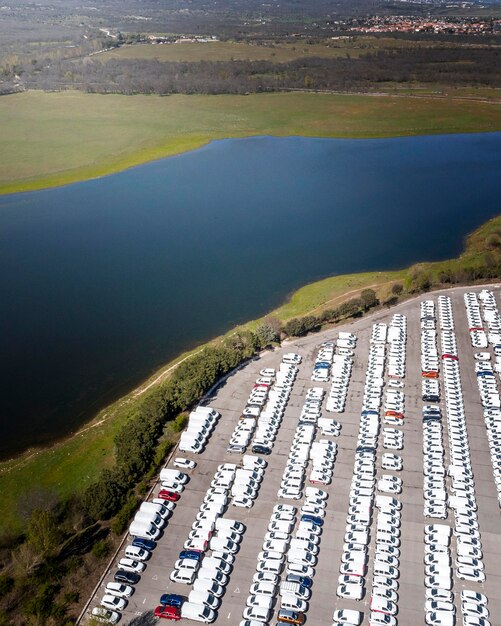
[360,288,378,311]
[391,283,403,295]
[27,509,59,558]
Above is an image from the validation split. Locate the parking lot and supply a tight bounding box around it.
[87,284,501,626]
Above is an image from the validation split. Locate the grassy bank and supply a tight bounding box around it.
[1,90,501,194]
[1,214,500,534]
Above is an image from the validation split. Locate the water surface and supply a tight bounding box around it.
[1,133,500,458]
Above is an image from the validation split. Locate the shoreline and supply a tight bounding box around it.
[1,210,500,471]
[1,90,501,196]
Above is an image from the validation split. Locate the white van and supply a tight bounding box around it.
[181,601,216,623]
[128,520,160,540]
[188,590,219,609]
[140,501,170,519]
[124,545,150,561]
[160,468,186,483]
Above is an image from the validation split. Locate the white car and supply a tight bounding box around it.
[173,457,196,470]
[457,566,486,583]
[118,558,145,573]
[461,590,487,605]
[287,562,314,578]
[332,609,363,625]
[105,582,133,598]
[462,602,489,619]
[101,594,127,611]
[91,607,120,624]
[233,495,254,508]
[337,583,363,600]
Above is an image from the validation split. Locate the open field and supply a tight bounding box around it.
[97,37,497,63]
[0,215,499,534]
[1,90,500,194]
[98,40,368,62]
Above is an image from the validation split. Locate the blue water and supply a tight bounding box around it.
[0,133,500,458]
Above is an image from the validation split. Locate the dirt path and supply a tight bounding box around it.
[306,279,395,315]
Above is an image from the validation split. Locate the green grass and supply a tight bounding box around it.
[99,40,367,62]
[1,213,499,533]
[1,90,500,194]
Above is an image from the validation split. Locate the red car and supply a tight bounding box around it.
[158,489,180,502]
[154,605,182,620]
[422,371,439,379]
[385,410,404,420]
[442,353,458,361]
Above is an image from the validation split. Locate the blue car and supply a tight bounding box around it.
[286,574,313,588]
[179,549,203,561]
[132,537,156,551]
[160,593,184,608]
[301,514,323,527]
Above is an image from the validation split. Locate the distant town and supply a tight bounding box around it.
[347,15,501,35]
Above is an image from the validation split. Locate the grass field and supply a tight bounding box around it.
[99,40,368,62]
[97,37,480,63]
[1,214,499,533]
[1,90,501,194]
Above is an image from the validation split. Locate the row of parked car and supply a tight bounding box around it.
[386,315,407,380]
[311,340,335,383]
[241,494,326,625]
[439,297,487,585]
[468,292,501,508]
[90,457,198,622]
[464,292,489,349]
[179,407,221,454]
[165,456,267,622]
[325,334,356,413]
[279,387,334,499]
[251,363,299,452]
[420,305,448,521]
[333,320,405,626]
[242,369,345,625]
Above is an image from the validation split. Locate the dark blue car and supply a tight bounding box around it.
[132,537,156,551]
[160,593,184,608]
[286,574,313,588]
[179,549,203,561]
[301,514,323,527]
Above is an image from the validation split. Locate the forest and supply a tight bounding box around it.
[4,46,500,96]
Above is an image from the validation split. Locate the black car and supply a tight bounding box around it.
[252,444,271,455]
[132,537,156,551]
[114,570,140,585]
[423,394,440,403]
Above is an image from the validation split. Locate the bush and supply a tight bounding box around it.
[283,315,319,337]
[82,468,128,522]
[111,495,140,536]
[391,282,403,295]
[337,298,363,318]
[360,288,378,310]
[91,538,112,559]
[171,412,188,433]
[0,574,14,598]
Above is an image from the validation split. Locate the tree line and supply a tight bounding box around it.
[6,46,500,96]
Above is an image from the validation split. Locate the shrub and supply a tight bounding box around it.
[391,282,403,295]
[91,538,112,559]
[171,412,188,433]
[111,495,140,536]
[0,575,14,598]
[360,288,378,310]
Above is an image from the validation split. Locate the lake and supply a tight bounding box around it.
[1,133,500,459]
